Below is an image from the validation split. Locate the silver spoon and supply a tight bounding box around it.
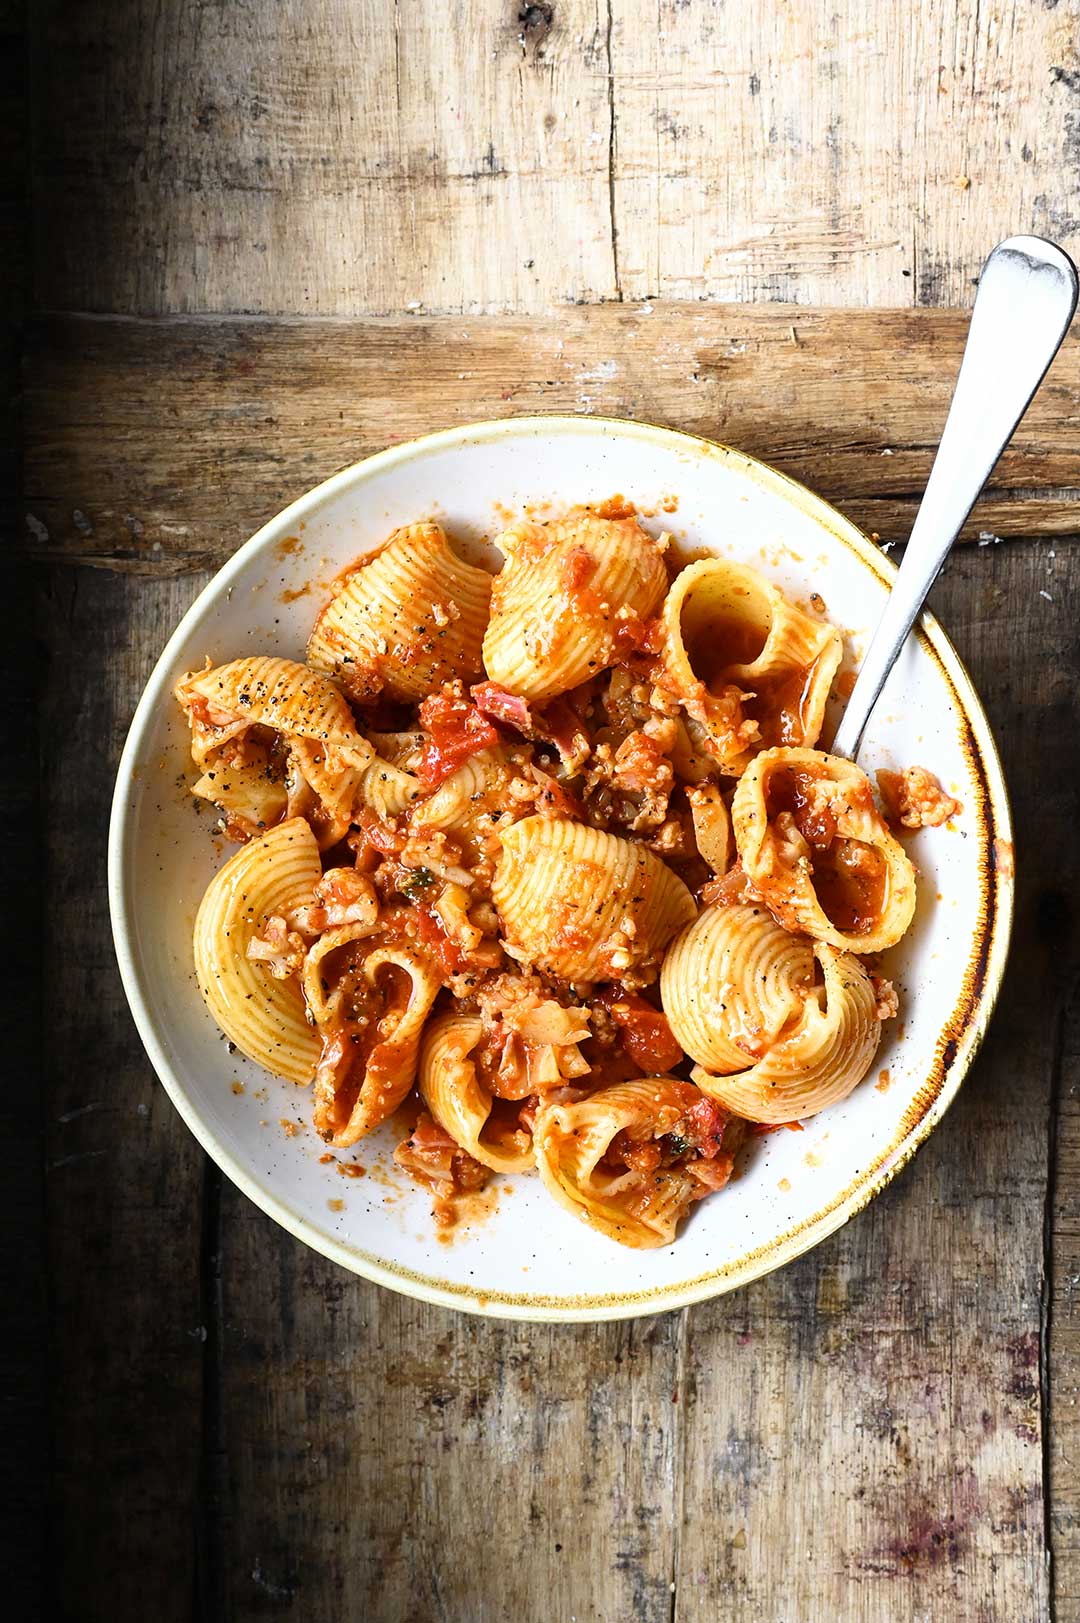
[831,235,1078,763]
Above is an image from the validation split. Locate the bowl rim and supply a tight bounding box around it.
[108,412,1014,1321]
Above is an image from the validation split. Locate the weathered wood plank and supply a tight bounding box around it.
[19,308,1080,574]
[30,1,1080,315]
[611,0,1080,308]
[32,0,617,316]
[1052,989,1080,1622]
[2,0,46,1609]
[215,1193,681,1621]
[40,568,209,1620]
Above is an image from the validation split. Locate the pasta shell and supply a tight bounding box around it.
[661,903,816,1074]
[409,747,525,862]
[177,656,371,768]
[307,523,492,702]
[193,817,322,1085]
[305,939,442,1147]
[191,742,288,836]
[658,559,841,772]
[418,1014,535,1173]
[366,730,426,770]
[357,757,422,819]
[492,815,696,982]
[483,511,668,700]
[535,1077,712,1248]
[691,943,883,1123]
[732,746,916,952]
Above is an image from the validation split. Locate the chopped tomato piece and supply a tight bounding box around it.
[412,901,469,974]
[611,613,664,660]
[416,690,500,787]
[678,1094,729,1159]
[355,807,407,855]
[596,986,684,1073]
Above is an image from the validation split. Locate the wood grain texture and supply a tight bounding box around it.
[32,0,617,316]
[214,1196,681,1621]
[2,0,43,1610]
[19,307,1080,574]
[1052,987,1080,1622]
[610,0,1080,308]
[40,568,210,1620]
[30,0,1080,315]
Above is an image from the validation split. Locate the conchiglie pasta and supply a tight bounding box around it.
[193,817,322,1085]
[307,523,492,702]
[483,511,668,700]
[661,903,816,1074]
[177,656,371,768]
[305,938,442,1147]
[535,1078,715,1247]
[732,746,916,952]
[492,816,696,982]
[357,756,423,819]
[191,741,288,836]
[658,559,841,772]
[419,1014,534,1173]
[690,943,883,1124]
[366,730,425,771]
[409,747,527,861]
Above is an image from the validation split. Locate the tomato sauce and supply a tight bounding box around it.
[416,691,501,787]
[595,987,684,1073]
[765,766,885,934]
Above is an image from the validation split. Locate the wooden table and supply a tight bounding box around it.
[14,3,1080,1618]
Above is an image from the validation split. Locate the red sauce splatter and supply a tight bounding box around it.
[592,494,637,520]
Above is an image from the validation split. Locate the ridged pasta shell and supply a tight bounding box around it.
[419,1014,535,1173]
[661,903,816,1074]
[178,656,371,768]
[307,523,492,702]
[492,815,696,982]
[409,747,524,861]
[357,757,423,818]
[193,817,322,1085]
[691,943,882,1123]
[658,559,841,772]
[366,730,425,770]
[732,746,916,952]
[483,512,668,700]
[535,1077,706,1248]
[191,745,288,835]
[306,941,442,1147]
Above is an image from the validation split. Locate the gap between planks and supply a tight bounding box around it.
[18,307,1080,575]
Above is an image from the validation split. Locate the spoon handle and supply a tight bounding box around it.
[831,235,1078,763]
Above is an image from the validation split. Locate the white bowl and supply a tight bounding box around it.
[109,416,1013,1321]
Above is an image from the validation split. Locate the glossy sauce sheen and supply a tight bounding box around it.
[766,766,887,934]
